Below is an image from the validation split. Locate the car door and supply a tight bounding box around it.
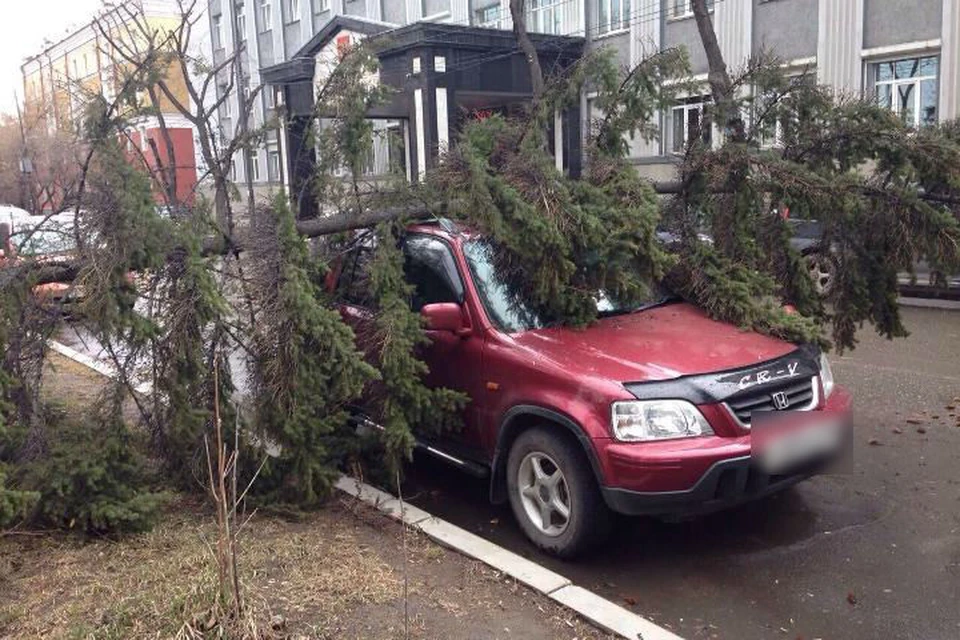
[402,234,487,454]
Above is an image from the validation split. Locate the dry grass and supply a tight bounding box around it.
[1,496,616,640]
[0,501,402,639]
[5,351,616,639]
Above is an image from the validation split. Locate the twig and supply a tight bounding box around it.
[396,470,409,640]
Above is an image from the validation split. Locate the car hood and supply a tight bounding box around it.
[510,302,797,383]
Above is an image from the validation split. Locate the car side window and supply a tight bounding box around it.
[403,235,464,312]
[336,245,375,307]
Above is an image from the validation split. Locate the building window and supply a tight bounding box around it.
[268,149,281,181]
[872,56,939,127]
[597,0,630,34]
[259,0,271,28]
[527,0,564,35]
[285,0,300,21]
[235,2,247,41]
[265,88,276,109]
[671,98,712,153]
[313,0,329,12]
[213,14,224,48]
[230,159,238,181]
[670,0,714,19]
[221,88,232,117]
[248,150,260,181]
[475,4,501,28]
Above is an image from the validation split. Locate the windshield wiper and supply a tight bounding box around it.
[630,294,681,314]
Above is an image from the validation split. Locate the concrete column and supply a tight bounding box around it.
[713,0,753,73]
[499,0,512,30]
[941,0,960,120]
[406,0,423,23]
[451,0,469,25]
[414,87,427,179]
[630,0,661,67]
[817,0,865,95]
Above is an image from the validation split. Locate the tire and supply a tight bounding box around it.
[804,250,836,298]
[506,426,611,558]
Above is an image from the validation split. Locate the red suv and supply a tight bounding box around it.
[333,221,853,557]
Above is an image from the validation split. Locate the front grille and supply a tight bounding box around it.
[725,376,817,426]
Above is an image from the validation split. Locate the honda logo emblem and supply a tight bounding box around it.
[771,391,790,410]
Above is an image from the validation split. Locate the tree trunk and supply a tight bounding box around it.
[690,0,745,142]
[509,0,544,103]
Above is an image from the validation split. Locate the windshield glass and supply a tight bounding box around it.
[13,219,77,256]
[463,240,668,333]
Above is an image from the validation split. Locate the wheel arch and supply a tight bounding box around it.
[489,405,605,504]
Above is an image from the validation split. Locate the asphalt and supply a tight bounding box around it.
[399,306,960,640]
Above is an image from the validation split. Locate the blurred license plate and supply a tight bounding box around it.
[754,416,846,474]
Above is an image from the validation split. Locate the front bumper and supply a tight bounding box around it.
[601,454,826,516]
[597,384,853,516]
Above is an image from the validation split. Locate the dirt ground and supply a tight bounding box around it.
[0,498,614,639]
[0,352,613,639]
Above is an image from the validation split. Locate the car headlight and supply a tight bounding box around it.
[611,400,714,442]
[819,352,835,399]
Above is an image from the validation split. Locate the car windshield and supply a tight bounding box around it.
[13,219,77,257]
[463,239,670,333]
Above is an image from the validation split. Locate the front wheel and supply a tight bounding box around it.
[506,427,610,558]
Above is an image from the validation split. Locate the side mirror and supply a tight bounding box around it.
[421,302,469,335]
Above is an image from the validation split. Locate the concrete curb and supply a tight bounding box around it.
[897,296,960,310]
[335,475,685,640]
[48,339,685,639]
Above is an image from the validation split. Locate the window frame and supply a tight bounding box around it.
[527,0,566,35]
[870,55,940,128]
[313,0,329,12]
[235,2,247,42]
[670,97,712,154]
[669,0,714,20]
[475,4,501,28]
[402,233,466,311]
[248,149,260,182]
[259,0,272,29]
[213,14,224,49]
[597,0,631,36]
[285,0,300,23]
[268,149,281,181]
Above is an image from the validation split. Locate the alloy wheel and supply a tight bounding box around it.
[517,452,571,537]
[806,253,835,296]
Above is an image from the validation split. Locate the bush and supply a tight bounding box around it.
[22,404,168,535]
[0,465,38,528]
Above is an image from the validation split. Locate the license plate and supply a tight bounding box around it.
[754,417,847,474]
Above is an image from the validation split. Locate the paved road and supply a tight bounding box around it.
[400,306,960,640]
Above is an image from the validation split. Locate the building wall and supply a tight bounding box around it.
[864,0,942,48]
[664,14,709,74]
[753,0,818,61]
[21,0,203,207]
[209,0,960,187]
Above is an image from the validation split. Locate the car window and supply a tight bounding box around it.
[336,244,375,307]
[403,235,464,312]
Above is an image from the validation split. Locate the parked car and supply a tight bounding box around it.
[331,221,853,557]
[0,211,79,305]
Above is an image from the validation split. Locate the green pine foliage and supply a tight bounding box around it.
[673,61,960,350]
[0,464,38,528]
[21,400,168,535]
[435,50,684,327]
[248,196,377,504]
[151,218,233,486]
[365,222,467,469]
